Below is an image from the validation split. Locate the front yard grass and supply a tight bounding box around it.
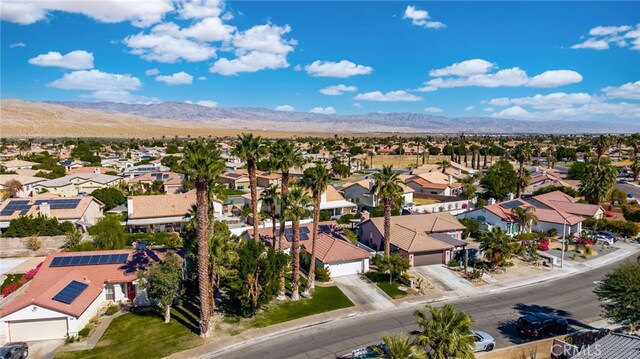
[55,307,202,359]
[364,271,407,299]
[252,285,353,328]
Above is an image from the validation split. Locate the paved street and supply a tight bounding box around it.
[207,259,630,359]
[616,182,640,201]
[333,275,395,310]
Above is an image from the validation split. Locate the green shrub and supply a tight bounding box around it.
[105,304,119,316]
[623,208,640,223]
[78,327,91,338]
[342,228,358,243]
[319,210,332,221]
[91,187,126,211]
[65,335,78,344]
[547,228,558,237]
[337,213,361,224]
[4,215,74,237]
[26,237,43,251]
[126,232,182,247]
[448,259,459,267]
[70,241,97,252]
[459,218,481,238]
[583,217,639,238]
[315,267,331,282]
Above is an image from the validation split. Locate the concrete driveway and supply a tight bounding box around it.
[333,275,395,310]
[0,259,25,275]
[26,339,65,359]
[414,265,477,295]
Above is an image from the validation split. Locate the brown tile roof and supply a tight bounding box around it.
[481,199,583,225]
[325,185,347,202]
[128,190,195,219]
[406,177,450,190]
[246,221,371,263]
[0,196,102,222]
[67,167,112,175]
[343,179,413,194]
[364,212,466,234]
[0,249,166,318]
[390,224,454,253]
[532,191,602,217]
[127,171,183,186]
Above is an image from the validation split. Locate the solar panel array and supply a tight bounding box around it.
[33,199,81,210]
[152,173,170,180]
[283,227,310,242]
[227,173,242,178]
[50,253,129,268]
[0,200,32,216]
[53,280,89,304]
[499,200,525,209]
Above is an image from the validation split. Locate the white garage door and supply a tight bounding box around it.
[327,260,364,277]
[10,318,68,341]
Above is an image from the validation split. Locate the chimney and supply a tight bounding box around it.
[39,202,51,217]
[321,190,327,204]
[94,167,100,174]
[508,193,515,201]
[488,198,496,205]
[360,210,370,222]
[448,175,453,185]
[127,197,133,217]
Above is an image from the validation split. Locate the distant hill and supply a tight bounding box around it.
[1,99,636,138]
[47,101,639,134]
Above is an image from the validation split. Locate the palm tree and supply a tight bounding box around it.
[374,334,426,359]
[511,206,539,234]
[631,156,640,183]
[181,139,223,338]
[439,160,451,174]
[414,304,475,359]
[371,165,403,258]
[580,159,619,204]
[368,151,375,168]
[260,185,280,249]
[209,231,238,313]
[301,163,333,296]
[477,227,515,267]
[546,145,557,169]
[233,133,264,238]
[283,186,312,301]
[513,143,532,198]
[270,139,305,246]
[592,135,610,169]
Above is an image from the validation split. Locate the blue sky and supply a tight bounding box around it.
[2,1,639,122]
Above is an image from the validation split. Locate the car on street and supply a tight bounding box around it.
[596,231,623,243]
[516,313,568,340]
[0,342,28,359]
[595,234,614,245]
[472,330,496,352]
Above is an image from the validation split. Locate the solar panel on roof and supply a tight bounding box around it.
[50,257,63,267]
[79,256,91,265]
[69,256,82,266]
[60,257,72,266]
[49,254,129,267]
[88,255,101,265]
[98,255,110,264]
[499,200,524,209]
[52,280,88,304]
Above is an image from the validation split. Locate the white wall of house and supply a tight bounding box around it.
[458,209,518,235]
[534,221,582,236]
[343,185,376,208]
[323,258,370,277]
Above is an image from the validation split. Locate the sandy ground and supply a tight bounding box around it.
[488,257,550,283]
[407,270,444,297]
[367,155,453,169]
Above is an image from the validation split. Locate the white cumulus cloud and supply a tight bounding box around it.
[354,90,422,102]
[572,24,640,51]
[274,105,294,112]
[304,60,373,78]
[526,70,583,88]
[145,68,160,76]
[602,80,640,100]
[186,100,217,107]
[9,42,25,48]
[319,84,357,96]
[424,107,443,113]
[48,69,141,90]
[28,50,94,70]
[465,106,475,111]
[403,5,445,29]
[487,92,593,109]
[156,71,193,85]
[310,106,336,115]
[429,59,494,77]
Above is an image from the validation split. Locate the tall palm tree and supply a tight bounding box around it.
[513,143,532,198]
[439,160,451,174]
[181,139,223,338]
[270,139,305,246]
[233,133,264,238]
[511,206,539,234]
[592,135,610,169]
[371,165,403,258]
[546,145,557,169]
[283,186,312,301]
[631,156,640,183]
[260,185,280,248]
[414,304,475,359]
[373,334,426,359]
[209,231,238,313]
[301,163,333,296]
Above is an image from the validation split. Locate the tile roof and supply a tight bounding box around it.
[67,167,112,175]
[406,177,450,190]
[2,159,38,168]
[0,249,166,318]
[127,171,183,186]
[0,174,46,186]
[364,212,466,234]
[38,173,122,188]
[571,333,640,359]
[246,221,371,263]
[0,196,102,222]
[532,191,602,217]
[480,199,584,226]
[343,178,414,194]
[128,190,195,219]
[390,224,454,253]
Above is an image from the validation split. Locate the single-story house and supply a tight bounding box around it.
[359,212,467,264]
[0,174,47,198]
[245,221,372,277]
[2,160,38,171]
[405,177,455,196]
[33,173,124,197]
[219,170,250,190]
[342,179,414,209]
[526,191,604,219]
[127,172,184,194]
[0,196,104,231]
[256,171,281,189]
[0,249,167,343]
[126,190,222,232]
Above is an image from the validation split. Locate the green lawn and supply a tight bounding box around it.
[222,188,246,196]
[252,285,353,328]
[1,274,24,292]
[365,272,407,299]
[55,307,202,359]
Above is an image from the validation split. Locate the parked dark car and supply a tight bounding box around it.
[516,313,568,339]
[0,342,28,359]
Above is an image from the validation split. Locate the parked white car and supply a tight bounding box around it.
[473,330,496,352]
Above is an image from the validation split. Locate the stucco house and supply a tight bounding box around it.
[0,196,104,231]
[359,212,466,266]
[33,173,124,197]
[246,221,372,277]
[342,179,414,209]
[219,170,251,190]
[0,174,46,198]
[127,171,184,194]
[0,249,167,343]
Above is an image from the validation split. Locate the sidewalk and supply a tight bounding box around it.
[334,275,395,310]
[56,311,125,353]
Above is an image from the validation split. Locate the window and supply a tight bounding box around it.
[105,284,115,301]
